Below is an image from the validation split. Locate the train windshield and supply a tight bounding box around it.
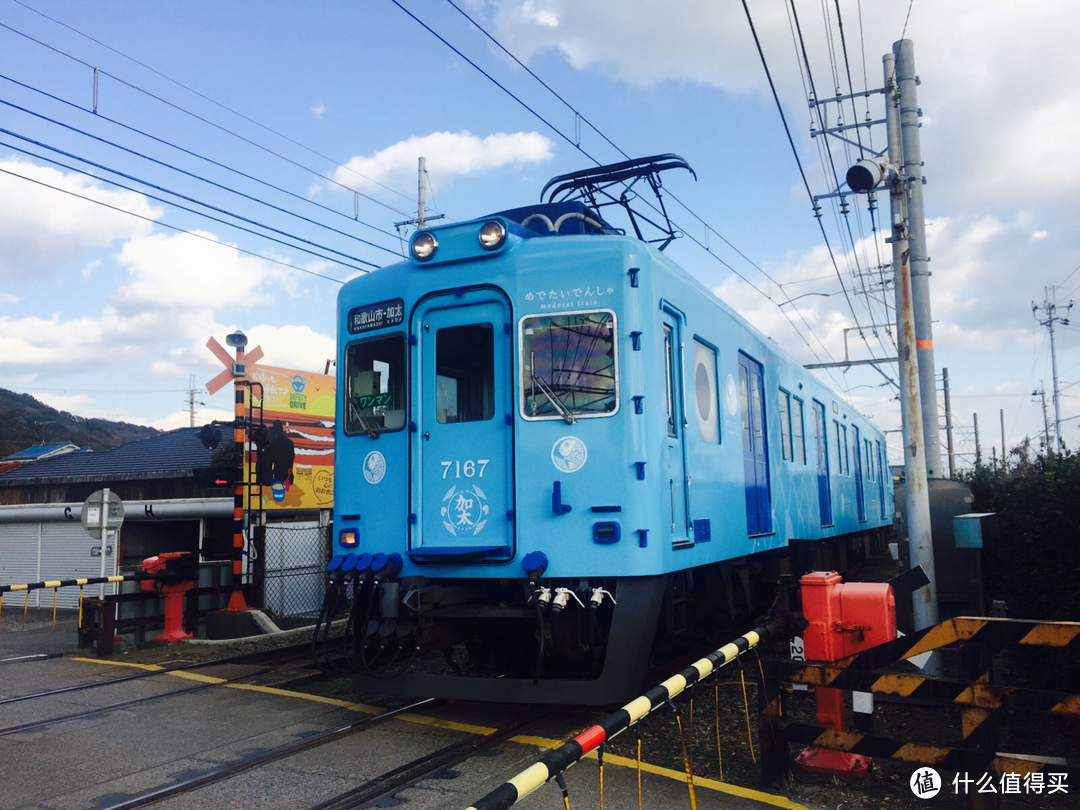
[521,310,618,419]
[344,334,406,435]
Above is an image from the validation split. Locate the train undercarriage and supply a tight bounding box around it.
[320,527,892,705]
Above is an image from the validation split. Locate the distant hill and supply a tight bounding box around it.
[0,389,159,456]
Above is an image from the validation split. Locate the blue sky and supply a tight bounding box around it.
[1,0,1078,469]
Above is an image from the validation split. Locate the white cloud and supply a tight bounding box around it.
[0,293,20,304]
[329,130,554,192]
[0,158,159,282]
[114,231,282,311]
[0,308,168,373]
[243,323,336,373]
[310,102,326,119]
[151,407,234,431]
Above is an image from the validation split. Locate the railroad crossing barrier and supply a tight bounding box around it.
[464,616,786,810]
[0,574,150,630]
[773,615,1077,805]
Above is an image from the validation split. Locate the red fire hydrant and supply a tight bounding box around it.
[142,552,196,642]
[795,571,897,777]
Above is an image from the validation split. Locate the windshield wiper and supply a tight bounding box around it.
[348,399,381,439]
[531,374,576,424]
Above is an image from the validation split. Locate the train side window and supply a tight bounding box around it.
[833,420,846,475]
[739,365,751,453]
[792,397,806,464]
[436,323,494,424]
[778,389,793,461]
[521,310,618,420]
[865,439,874,481]
[664,325,677,437]
[344,333,407,435]
[693,340,719,443]
[841,424,850,475]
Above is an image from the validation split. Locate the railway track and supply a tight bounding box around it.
[0,637,333,707]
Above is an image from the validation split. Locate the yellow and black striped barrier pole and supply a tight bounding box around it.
[0,574,154,630]
[465,617,784,810]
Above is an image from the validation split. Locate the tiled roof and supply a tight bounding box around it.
[0,428,215,484]
[1,442,79,462]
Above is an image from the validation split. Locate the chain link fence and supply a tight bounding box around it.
[261,522,329,620]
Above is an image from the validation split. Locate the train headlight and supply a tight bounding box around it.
[478,220,506,250]
[339,529,358,548]
[411,232,438,262]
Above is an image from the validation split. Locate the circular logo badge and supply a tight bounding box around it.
[362,451,386,484]
[725,373,739,417]
[551,436,587,473]
[909,767,941,799]
[440,484,490,537]
[291,374,306,393]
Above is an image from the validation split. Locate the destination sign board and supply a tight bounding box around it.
[347,298,405,334]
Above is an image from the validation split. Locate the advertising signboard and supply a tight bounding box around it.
[246,365,335,511]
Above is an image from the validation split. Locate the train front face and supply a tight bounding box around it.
[332,206,666,701]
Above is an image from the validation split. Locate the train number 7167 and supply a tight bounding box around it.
[440,459,490,479]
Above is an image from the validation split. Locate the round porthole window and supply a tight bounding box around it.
[694,344,718,442]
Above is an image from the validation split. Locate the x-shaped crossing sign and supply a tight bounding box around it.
[205,336,264,395]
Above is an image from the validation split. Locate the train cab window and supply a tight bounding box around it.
[344,334,406,435]
[792,397,806,464]
[521,310,618,420]
[436,323,494,424]
[693,341,719,443]
[778,389,793,460]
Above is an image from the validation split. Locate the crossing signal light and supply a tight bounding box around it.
[192,466,239,489]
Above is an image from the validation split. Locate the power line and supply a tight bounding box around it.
[0,164,346,284]
[10,0,421,207]
[742,0,895,393]
[1,136,377,274]
[0,18,417,221]
[0,72,404,250]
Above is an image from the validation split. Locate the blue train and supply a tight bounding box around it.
[320,156,894,703]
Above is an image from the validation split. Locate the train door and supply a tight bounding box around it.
[813,400,833,526]
[738,352,771,535]
[410,289,514,559]
[876,440,887,519]
[662,314,690,543]
[853,425,866,522]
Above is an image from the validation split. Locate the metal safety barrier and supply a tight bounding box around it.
[465,617,784,810]
[0,574,152,630]
[772,616,1078,795]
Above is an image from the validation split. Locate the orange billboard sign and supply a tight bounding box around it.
[246,365,335,511]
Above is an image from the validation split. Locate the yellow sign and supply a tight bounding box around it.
[246,365,335,511]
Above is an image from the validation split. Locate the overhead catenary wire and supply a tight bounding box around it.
[742,0,897,392]
[1,137,377,275]
[0,129,381,272]
[0,19,417,221]
[406,0,852,381]
[0,165,346,284]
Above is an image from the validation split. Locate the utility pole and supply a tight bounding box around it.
[188,374,197,428]
[942,368,956,478]
[417,156,427,229]
[894,40,942,479]
[1033,288,1072,449]
[394,156,444,237]
[1033,384,1051,449]
[1000,409,1006,470]
[973,413,981,465]
[884,49,938,637]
